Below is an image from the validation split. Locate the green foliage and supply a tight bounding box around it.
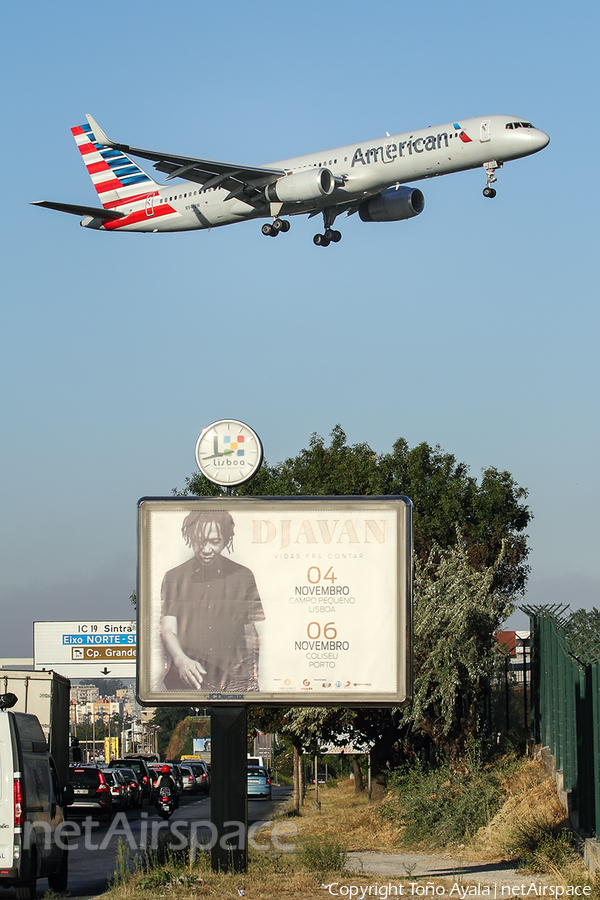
[179,425,531,600]
[565,607,600,663]
[409,536,512,752]
[382,759,504,848]
[164,714,210,759]
[296,834,347,872]
[151,706,192,756]
[111,839,132,887]
[79,677,126,695]
[178,426,532,771]
[507,822,579,874]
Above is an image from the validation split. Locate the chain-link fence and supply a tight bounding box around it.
[523,604,600,837]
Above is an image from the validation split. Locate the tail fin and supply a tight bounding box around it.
[71,119,158,208]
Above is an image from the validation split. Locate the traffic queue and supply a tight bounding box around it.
[67,756,211,820]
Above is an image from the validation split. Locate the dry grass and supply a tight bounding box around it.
[273,779,404,852]
[469,758,569,860]
[100,763,597,900]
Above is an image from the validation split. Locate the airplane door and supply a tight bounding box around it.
[145,195,155,217]
[480,120,491,142]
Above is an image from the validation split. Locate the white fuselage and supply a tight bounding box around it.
[101,115,549,233]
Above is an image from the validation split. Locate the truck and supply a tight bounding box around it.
[0,670,70,785]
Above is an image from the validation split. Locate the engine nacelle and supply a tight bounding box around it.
[359,186,424,222]
[265,168,335,203]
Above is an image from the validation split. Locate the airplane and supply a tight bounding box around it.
[32,114,549,247]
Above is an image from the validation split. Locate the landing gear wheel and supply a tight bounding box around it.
[272,218,284,232]
[483,187,497,198]
[280,219,291,232]
[313,233,330,247]
[330,230,342,242]
[261,223,274,236]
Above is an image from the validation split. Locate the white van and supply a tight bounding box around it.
[0,693,72,898]
[247,755,266,768]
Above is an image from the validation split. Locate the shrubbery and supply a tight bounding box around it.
[381,757,509,848]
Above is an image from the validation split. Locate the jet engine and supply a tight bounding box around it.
[359,186,424,222]
[265,168,335,203]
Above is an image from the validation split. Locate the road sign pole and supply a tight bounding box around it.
[210,706,247,873]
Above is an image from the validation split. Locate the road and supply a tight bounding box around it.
[25,786,292,898]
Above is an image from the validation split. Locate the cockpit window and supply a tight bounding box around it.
[506,121,534,130]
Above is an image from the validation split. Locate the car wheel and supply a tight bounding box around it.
[47,848,68,892]
[15,848,37,900]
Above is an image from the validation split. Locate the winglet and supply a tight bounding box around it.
[85,114,115,147]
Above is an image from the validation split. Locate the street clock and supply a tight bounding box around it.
[194,419,263,487]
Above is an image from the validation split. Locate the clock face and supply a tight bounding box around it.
[194,420,263,487]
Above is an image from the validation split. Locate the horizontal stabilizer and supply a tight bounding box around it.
[31,200,125,220]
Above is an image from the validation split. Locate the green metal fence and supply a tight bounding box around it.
[524,604,600,837]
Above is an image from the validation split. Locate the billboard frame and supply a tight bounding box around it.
[137,495,412,708]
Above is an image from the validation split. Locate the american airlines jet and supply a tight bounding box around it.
[33,114,549,247]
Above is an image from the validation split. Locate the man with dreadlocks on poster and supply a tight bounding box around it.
[160,510,265,692]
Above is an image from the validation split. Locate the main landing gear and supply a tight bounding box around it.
[313,208,342,247]
[261,218,291,237]
[483,160,503,198]
[313,229,341,247]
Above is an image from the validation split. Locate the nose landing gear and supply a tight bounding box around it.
[483,160,503,198]
[261,218,291,237]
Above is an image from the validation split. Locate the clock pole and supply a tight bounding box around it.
[193,420,263,872]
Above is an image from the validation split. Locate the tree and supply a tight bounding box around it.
[152,706,191,756]
[178,426,532,791]
[564,607,600,663]
[178,425,530,599]
[79,678,126,696]
[407,535,510,755]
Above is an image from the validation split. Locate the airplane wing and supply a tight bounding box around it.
[86,114,287,203]
[31,200,125,220]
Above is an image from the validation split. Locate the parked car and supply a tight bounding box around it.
[311,772,336,784]
[67,765,113,819]
[108,757,155,804]
[0,696,72,899]
[117,766,143,807]
[247,765,271,801]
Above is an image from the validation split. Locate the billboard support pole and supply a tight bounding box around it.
[210,706,248,873]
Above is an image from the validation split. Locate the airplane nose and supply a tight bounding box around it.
[533,129,550,151]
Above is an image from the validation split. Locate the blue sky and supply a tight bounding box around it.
[1,0,598,658]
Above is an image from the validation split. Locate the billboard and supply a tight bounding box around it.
[34,620,136,678]
[137,496,412,707]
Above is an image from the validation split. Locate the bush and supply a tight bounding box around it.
[382,759,504,848]
[296,834,347,872]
